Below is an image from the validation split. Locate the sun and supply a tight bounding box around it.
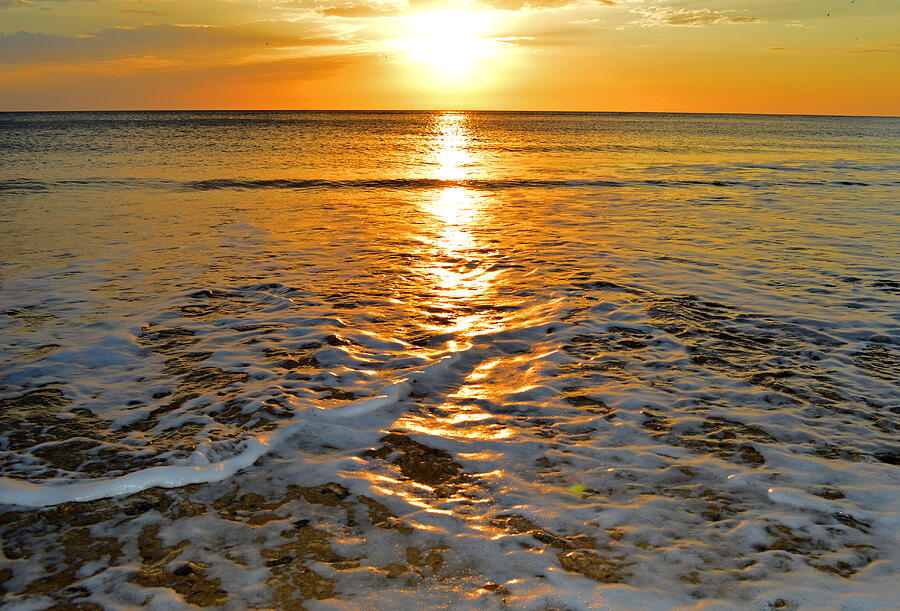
[402,10,497,77]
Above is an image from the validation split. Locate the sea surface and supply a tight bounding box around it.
[0,111,899,609]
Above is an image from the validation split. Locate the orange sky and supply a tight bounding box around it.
[1,1,898,114]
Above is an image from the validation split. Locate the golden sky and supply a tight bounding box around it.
[1,0,898,114]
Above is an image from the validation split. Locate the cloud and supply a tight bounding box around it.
[767,43,898,54]
[0,51,383,109]
[846,43,898,54]
[99,55,184,69]
[0,0,88,8]
[120,9,172,17]
[634,6,764,27]
[0,22,346,65]
[476,0,615,10]
[319,4,399,18]
[316,0,615,16]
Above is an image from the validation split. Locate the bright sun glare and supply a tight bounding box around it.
[403,10,496,77]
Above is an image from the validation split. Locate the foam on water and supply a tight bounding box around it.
[1,111,899,609]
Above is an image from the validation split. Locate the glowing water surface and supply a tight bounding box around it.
[0,111,899,609]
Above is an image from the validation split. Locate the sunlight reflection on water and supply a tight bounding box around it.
[397,113,519,442]
[2,112,899,609]
[416,114,501,337]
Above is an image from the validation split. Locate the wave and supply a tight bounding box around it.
[0,178,49,193]
[0,177,178,194]
[4,176,899,195]
[184,177,894,191]
[0,350,463,508]
[184,177,627,191]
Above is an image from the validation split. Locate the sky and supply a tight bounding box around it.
[0,0,898,114]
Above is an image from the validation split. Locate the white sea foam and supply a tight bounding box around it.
[0,443,266,507]
[1,111,899,609]
[0,347,474,508]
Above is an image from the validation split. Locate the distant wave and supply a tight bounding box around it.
[0,177,177,194]
[0,178,49,193]
[2,176,897,196]
[183,177,892,191]
[184,177,628,191]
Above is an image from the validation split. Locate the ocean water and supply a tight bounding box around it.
[0,111,899,609]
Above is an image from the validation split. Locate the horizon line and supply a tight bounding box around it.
[1,109,898,119]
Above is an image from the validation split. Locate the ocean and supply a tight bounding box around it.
[0,111,898,609]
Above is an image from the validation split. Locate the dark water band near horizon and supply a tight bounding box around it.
[0,111,899,609]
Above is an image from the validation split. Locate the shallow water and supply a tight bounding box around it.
[1,111,899,609]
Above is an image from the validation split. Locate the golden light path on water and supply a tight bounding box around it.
[395,114,517,445]
[2,111,899,609]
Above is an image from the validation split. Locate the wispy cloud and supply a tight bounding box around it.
[120,9,173,17]
[0,51,381,110]
[846,43,898,53]
[767,43,898,54]
[319,4,399,19]
[315,0,616,16]
[634,5,764,27]
[0,0,87,8]
[0,22,347,66]
[471,0,616,10]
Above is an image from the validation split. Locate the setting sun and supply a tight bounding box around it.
[401,10,498,77]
